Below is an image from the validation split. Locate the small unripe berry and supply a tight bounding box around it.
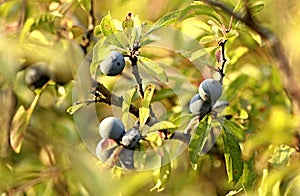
[121,128,141,149]
[189,94,212,120]
[99,117,125,140]
[198,79,222,103]
[100,51,125,76]
[95,139,117,161]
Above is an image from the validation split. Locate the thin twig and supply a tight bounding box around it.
[130,56,144,98]
[218,39,228,84]
[76,80,140,118]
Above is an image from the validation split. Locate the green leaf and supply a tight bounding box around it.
[147,121,177,133]
[150,147,171,192]
[250,2,264,16]
[122,88,137,129]
[90,37,110,75]
[145,9,180,37]
[142,83,155,108]
[178,4,221,24]
[189,117,210,170]
[139,83,155,127]
[19,18,35,41]
[133,15,142,28]
[225,188,243,196]
[268,145,295,169]
[78,0,91,11]
[225,74,249,101]
[242,157,257,191]
[144,4,221,37]
[99,12,117,36]
[94,25,102,37]
[171,113,194,128]
[190,46,217,62]
[10,93,40,153]
[67,103,85,115]
[138,57,168,84]
[222,119,245,141]
[199,35,219,44]
[122,15,134,30]
[10,106,28,153]
[222,125,244,184]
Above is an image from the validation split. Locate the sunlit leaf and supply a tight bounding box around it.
[225,188,243,196]
[222,119,245,141]
[225,74,249,101]
[10,93,40,153]
[9,105,28,153]
[138,57,168,84]
[189,117,210,170]
[268,145,295,169]
[122,88,137,129]
[134,15,142,27]
[178,4,222,24]
[139,83,155,127]
[242,157,257,191]
[145,9,180,37]
[122,13,134,30]
[99,12,117,36]
[145,132,163,147]
[67,103,85,115]
[250,2,264,16]
[90,37,110,75]
[150,147,171,192]
[144,4,221,37]
[190,46,217,61]
[94,25,102,37]
[19,18,35,41]
[199,35,219,44]
[222,125,244,184]
[147,121,177,133]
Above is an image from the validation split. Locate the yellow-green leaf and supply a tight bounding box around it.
[139,83,155,127]
[147,121,177,133]
[10,93,40,153]
[222,125,244,184]
[100,12,117,36]
[122,88,137,129]
[138,57,168,84]
[150,146,171,192]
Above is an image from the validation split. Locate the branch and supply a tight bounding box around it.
[200,0,300,114]
[81,0,96,54]
[76,80,140,118]
[130,56,144,98]
[218,39,227,84]
[130,50,157,119]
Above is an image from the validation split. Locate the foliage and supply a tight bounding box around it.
[1,0,300,195]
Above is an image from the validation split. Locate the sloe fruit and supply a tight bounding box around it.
[189,94,212,120]
[25,66,49,89]
[198,79,222,103]
[99,117,125,140]
[121,128,141,149]
[100,51,125,76]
